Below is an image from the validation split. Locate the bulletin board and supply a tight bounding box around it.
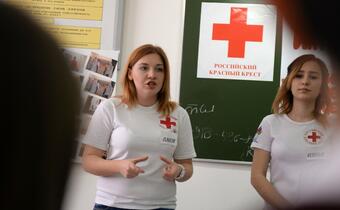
[7,0,125,162]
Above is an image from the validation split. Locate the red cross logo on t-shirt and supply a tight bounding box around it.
[308,131,320,143]
[304,129,323,144]
[212,7,264,58]
[160,116,176,129]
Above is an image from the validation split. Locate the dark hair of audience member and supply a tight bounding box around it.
[2,2,80,210]
[272,0,340,65]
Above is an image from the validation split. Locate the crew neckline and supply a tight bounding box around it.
[283,114,316,125]
[136,102,158,111]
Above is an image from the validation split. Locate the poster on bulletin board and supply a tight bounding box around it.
[7,0,125,162]
[62,48,120,162]
[8,0,124,50]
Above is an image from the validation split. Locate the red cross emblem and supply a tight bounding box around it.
[305,129,323,144]
[212,7,264,58]
[308,131,320,143]
[160,116,176,129]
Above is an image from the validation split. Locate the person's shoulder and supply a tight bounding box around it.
[172,104,187,115]
[168,103,191,120]
[261,114,282,124]
[101,97,124,109]
[110,97,122,105]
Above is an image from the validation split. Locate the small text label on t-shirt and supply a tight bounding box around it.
[162,136,177,146]
[306,151,326,160]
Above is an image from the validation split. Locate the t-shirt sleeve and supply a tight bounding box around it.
[82,99,115,151]
[250,116,273,152]
[174,108,197,159]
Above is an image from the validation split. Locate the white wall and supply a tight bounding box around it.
[119,0,184,99]
[63,0,264,209]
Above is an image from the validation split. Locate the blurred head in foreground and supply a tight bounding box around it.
[3,2,80,210]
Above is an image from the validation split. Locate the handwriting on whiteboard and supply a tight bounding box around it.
[193,126,254,160]
[241,144,253,160]
[185,104,215,115]
[193,126,252,144]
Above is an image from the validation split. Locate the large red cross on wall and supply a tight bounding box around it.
[160,116,176,129]
[308,131,320,143]
[212,7,264,58]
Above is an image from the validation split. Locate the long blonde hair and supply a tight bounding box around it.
[119,44,176,115]
[272,54,330,124]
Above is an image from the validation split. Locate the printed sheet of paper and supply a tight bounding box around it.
[9,0,119,49]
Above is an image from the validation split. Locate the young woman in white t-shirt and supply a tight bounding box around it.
[295,70,340,209]
[82,44,196,210]
[250,54,331,210]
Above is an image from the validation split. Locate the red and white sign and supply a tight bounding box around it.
[197,3,277,81]
[280,21,332,81]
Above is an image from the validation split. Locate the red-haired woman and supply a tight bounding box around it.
[251,54,330,210]
[82,44,196,210]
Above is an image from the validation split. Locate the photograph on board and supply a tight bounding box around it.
[71,140,86,163]
[86,52,118,78]
[73,74,84,86]
[84,74,115,98]
[62,49,87,73]
[83,94,102,115]
[80,114,91,136]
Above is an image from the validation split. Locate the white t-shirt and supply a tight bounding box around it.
[297,127,340,207]
[83,98,196,209]
[251,114,330,210]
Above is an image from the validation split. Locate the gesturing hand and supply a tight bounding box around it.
[160,156,181,182]
[119,156,148,178]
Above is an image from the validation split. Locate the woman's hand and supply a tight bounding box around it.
[118,156,148,178]
[160,156,182,182]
